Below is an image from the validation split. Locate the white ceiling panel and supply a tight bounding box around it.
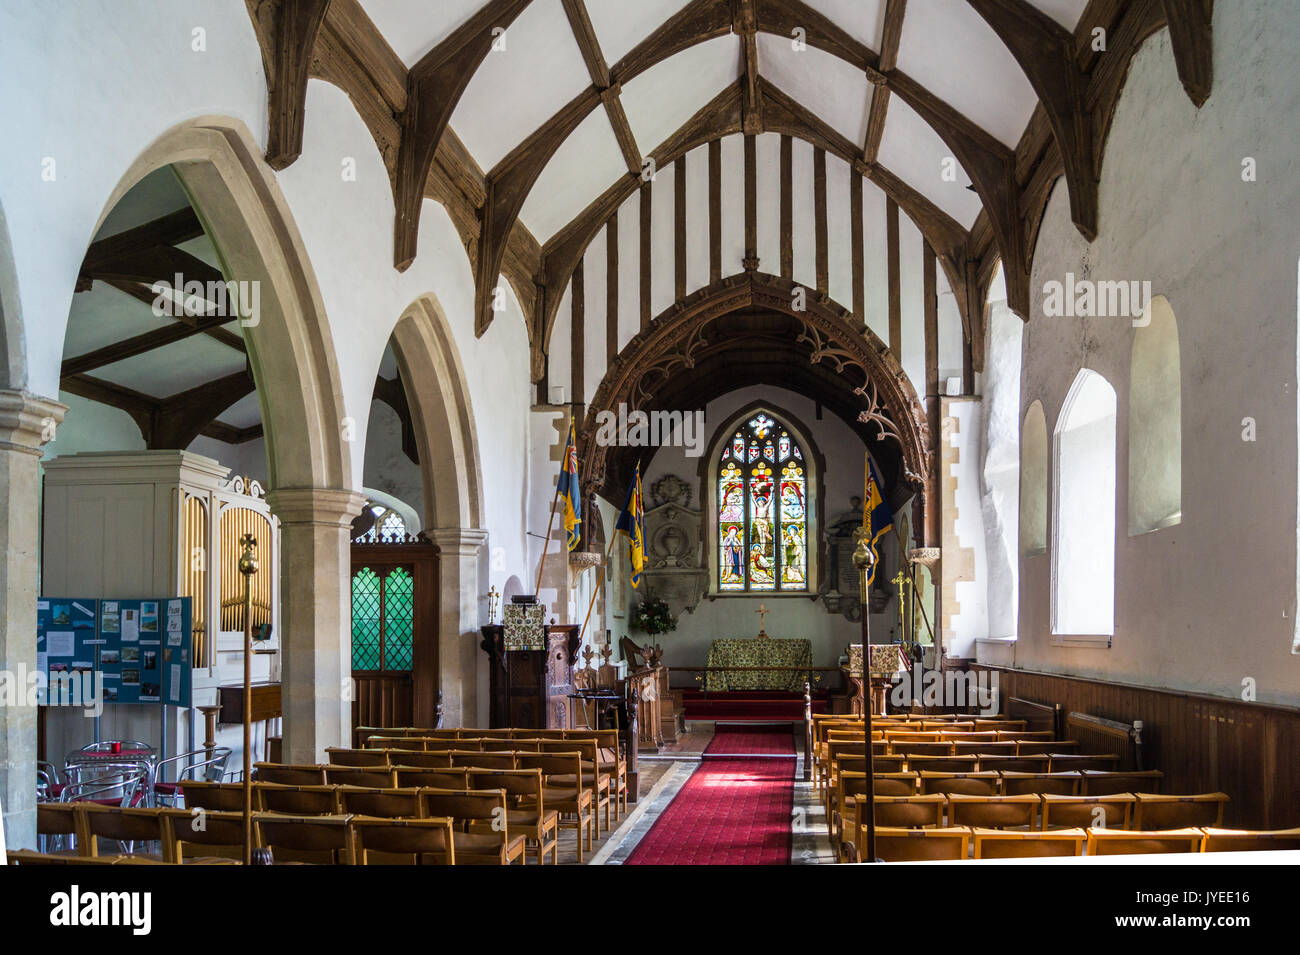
[585,0,688,67]
[1027,0,1091,30]
[96,168,187,239]
[876,96,983,228]
[620,36,739,153]
[359,0,483,67]
[95,335,250,400]
[895,0,1038,148]
[758,34,870,146]
[215,392,262,429]
[64,284,178,358]
[801,0,887,50]
[449,0,592,172]
[519,108,629,241]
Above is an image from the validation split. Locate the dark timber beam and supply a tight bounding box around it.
[1159,0,1214,107]
[562,0,642,174]
[736,0,763,133]
[81,208,205,272]
[260,0,332,170]
[394,0,534,272]
[966,0,1098,241]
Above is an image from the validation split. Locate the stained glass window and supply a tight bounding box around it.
[350,565,415,671]
[716,413,808,592]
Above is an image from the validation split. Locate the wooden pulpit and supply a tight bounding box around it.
[481,624,580,728]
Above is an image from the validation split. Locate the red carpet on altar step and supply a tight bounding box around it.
[703,723,796,757]
[622,758,796,866]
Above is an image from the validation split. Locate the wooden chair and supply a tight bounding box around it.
[869,772,919,796]
[389,751,453,769]
[338,786,424,819]
[586,728,628,818]
[1049,753,1121,772]
[254,763,328,786]
[468,767,559,865]
[946,793,1041,829]
[918,771,1000,796]
[869,826,971,863]
[943,731,1000,743]
[1132,792,1229,829]
[539,738,612,835]
[323,766,398,789]
[892,742,956,758]
[998,729,1052,742]
[953,740,1016,756]
[325,747,390,767]
[1040,793,1135,830]
[973,755,1051,774]
[79,804,174,861]
[257,783,342,815]
[161,807,246,861]
[394,766,471,790]
[1200,827,1300,852]
[7,849,142,865]
[1079,769,1163,795]
[36,801,86,854]
[1086,827,1204,856]
[1016,740,1078,755]
[973,827,1086,859]
[977,719,1025,732]
[999,771,1082,796]
[450,749,517,771]
[883,731,943,743]
[518,751,594,862]
[351,816,456,865]
[419,788,526,865]
[254,812,355,864]
[424,738,473,752]
[907,755,980,774]
[180,780,251,812]
[872,794,947,828]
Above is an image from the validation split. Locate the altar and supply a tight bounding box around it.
[704,638,813,692]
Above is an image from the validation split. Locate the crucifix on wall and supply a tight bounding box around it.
[755,602,770,639]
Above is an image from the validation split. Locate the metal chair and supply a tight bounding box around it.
[150,747,233,807]
[59,768,148,808]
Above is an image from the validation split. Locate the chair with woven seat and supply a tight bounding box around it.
[254,812,355,864]
[918,771,1000,796]
[161,807,246,861]
[449,749,517,771]
[258,783,342,816]
[539,738,612,835]
[338,786,424,819]
[973,827,1086,859]
[36,801,85,854]
[325,747,391,767]
[390,751,453,769]
[180,780,250,812]
[419,788,526,865]
[79,804,173,861]
[351,815,457,864]
[518,751,594,862]
[1200,827,1300,852]
[999,771,1082,796]
[323,765,397,789]
[872,794,947,828]
[394,766,471,790]
[868,826,971,863]
[468,767,559,865]
[1079,769,1164,795]
[1132,792,1229,829]
[1040,793,1135,830]
[583,729,628,819]
[946,793,1041,829]
[253,763,328,786]
[1086,827,1204,855]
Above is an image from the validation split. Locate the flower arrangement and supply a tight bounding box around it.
[630,593,677,635]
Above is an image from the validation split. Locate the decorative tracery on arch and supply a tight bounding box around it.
[581,272,932,542]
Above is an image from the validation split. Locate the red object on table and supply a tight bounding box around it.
[110,741,121,754]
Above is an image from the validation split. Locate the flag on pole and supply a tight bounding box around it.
[615,463,646,589]
[557,418,583,552]
[864,456,894,586]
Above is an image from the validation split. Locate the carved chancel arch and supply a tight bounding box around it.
[581,272,932,539]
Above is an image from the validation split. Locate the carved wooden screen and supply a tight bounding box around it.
[350,514,439,730]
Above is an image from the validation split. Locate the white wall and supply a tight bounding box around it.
[1012,3,1300,704]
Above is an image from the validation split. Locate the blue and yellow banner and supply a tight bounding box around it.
[864,456,894,586]
[615,463,646,589]
[557,418,583,552]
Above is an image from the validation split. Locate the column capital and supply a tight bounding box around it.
[0,390,67,456]
[265,487,367,527]
[426,527,488,557]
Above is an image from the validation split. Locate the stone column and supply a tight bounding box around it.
[265,487,365,764]
[0,391,66,849]
[426,527,487,728]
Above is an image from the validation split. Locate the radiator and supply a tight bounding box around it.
[1066,711,1144,770]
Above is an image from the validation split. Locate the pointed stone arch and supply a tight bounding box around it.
[0,198,26,390]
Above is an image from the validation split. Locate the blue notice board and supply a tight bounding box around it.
[37,596,192,707]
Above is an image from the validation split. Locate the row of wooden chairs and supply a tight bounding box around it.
[849,825,1300,862]
[29,801,482,864]
[252,750,606,860]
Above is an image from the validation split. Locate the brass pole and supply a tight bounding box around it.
[237,533,258,866]
[854,452,877,864]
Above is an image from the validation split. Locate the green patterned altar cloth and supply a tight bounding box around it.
[705,638,814,692]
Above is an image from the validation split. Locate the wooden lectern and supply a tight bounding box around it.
[481,624,580,728]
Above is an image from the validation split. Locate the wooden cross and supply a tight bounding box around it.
[755,603,770,639]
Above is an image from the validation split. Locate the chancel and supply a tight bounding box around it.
[2,0,1300,886]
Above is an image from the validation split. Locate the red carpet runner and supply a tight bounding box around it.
[624,725,796,865]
